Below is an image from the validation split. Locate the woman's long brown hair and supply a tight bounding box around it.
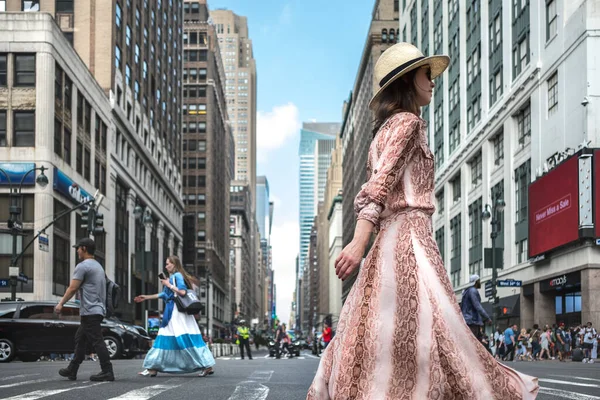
[371,68,420,137]
[168,255,199,289]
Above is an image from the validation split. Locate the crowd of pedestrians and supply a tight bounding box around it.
[484,322,598,363]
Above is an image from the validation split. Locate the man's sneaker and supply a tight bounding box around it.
[589,359,595,364]
[583,358,588,363]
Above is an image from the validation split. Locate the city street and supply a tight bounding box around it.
[0,351,598,399]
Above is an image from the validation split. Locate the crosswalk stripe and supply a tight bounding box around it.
[0,379,49,389]
[539,378,600,388]
[550,375,600,384]
[0,374,40,382]
[539,387,600,400]
[2,381,108,400]
[107,384,180,400]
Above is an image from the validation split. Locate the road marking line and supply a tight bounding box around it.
[0,379,49,389]
[539,378,600,388]
[263,354,270,359]
[107,384,180,400]
[0,374,40,382]
[549,375,600,383]
[298,357,305,360]
[303,353,320,359]
[248,371,273,383]
[2,381,108,400]
[539,387,600,400]
[220,357,231,360]
[227,370,273,400]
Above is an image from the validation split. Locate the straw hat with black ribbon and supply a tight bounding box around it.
[369,42,450,108]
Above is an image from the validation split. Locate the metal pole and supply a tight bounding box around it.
[10,190,18,301]
[491,221,497,332]
[206,272,210,336]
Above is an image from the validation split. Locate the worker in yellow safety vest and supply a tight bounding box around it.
[236,320,253,360]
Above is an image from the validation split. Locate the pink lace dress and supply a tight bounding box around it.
[307,112,538,399]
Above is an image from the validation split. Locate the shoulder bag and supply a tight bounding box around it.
[172,277,204,315]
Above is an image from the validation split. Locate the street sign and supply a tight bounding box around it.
[12,221,23,231]
[39,234,49,252]
[17,272,28,284]
[8,267,18,277]
[0,279,8,287]
[485,281,493,298]
[497,279,522,287]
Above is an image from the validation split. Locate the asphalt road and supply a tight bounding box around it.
[0,352,598,399]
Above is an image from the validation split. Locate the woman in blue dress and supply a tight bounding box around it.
[134,255,215,377]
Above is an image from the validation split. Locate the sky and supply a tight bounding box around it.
[208,0,375,326]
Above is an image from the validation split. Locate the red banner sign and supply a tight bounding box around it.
[528,156,579,258]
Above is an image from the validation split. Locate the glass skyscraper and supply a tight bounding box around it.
[298,123,339,271]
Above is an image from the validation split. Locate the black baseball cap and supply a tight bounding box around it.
[73,238,96,254]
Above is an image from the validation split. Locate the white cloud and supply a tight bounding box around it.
[271,219,299,327]
[257,103,301,162]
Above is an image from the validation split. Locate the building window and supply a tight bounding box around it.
[547,71,558,114]
[450,214,461,286]
[22,1,40,11]
[468,260,482,279]
[0,54,7,86]
[516,102,531,148]
[126,25,131,48]
[52,200,71,296]
[436,190,444,214]
[516,238,528,263]
[125,64,131,87]
[452,174,461,203]
[435,227,445,262]
[55,64,63,102]
[513,35,530,79]
[76,141,83,174]
[15,54,36,87]
[514,159,531,224]
[468,197,483,250]
[54,118,62,156]
[492,131,504,165]
[546,0,557,41]
[490,68,503,105]
[64,127,71,164]
[64,76,72,109]
[13,111,35,146]
[0,111,6,146]
[449,123,460,154]
[56,0,74,12]
[84,148,91,181]
[470,152,482,187]
[490,14,501,52]
[0,1,5,11]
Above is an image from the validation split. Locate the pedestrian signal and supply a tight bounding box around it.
[502,307,511,315]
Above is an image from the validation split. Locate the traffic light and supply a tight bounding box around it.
[502,307,511,315]
[81,207,96,233]
[93,212,105,234]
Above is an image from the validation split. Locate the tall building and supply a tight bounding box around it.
[209,8,256,196]
[400,0,600,328]
[229,182,256,321]
[181,0,231,338]
[298,123,338,273]
[340,0,399,300]
[317,136,343,325]
[0,1,185,324]
[256,175,274,329]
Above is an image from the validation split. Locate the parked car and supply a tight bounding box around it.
[0,301,151,363]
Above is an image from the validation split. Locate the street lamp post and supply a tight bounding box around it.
[482,196,505,331]
[205,271,212,337]
[0,165,48,301]
[133,205,153,327]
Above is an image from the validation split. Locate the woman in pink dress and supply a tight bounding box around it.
[306,43,539,399]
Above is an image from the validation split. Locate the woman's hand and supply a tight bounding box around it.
[134,295,146,303]
[160,278,171,287]
[335,239,366,280]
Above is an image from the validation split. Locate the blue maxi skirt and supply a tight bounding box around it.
[143,304,215,373]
